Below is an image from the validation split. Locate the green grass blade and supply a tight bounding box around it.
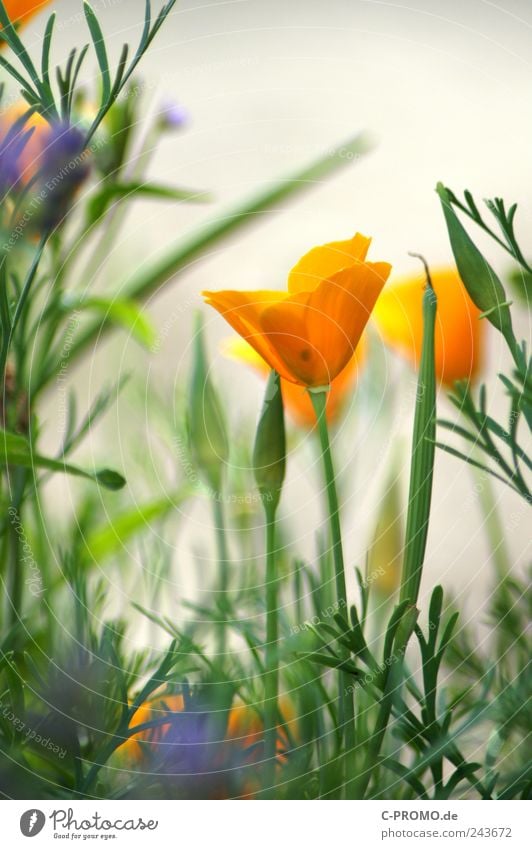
[0,428,125,490]
[399,266,437,608]
[84,2,111,102]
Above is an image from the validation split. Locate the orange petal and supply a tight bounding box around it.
[261,261,391,386]
[373,268,484,386]
[223,335,366,426]
[288,232,371,293]
[202,289,299,382]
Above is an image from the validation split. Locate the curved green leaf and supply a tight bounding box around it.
[0,428,125,490]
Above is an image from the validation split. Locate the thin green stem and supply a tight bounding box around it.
[7,467,28,629]
[263,502,279,795]
[213,496,229,658]
[0,234,49,382]
[309,388,356,797]
[470,454,510,581]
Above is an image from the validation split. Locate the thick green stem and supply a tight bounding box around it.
[263,502,279,794]
[213,497,229,657]
[309,389,356,797]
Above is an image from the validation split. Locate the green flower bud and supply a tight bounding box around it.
[436,183,515,347]
[188,313,229,491]
[253,370,286,512]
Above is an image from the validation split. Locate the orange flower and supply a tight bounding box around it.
[118,694,185,763]
[225,698,297,761]
[0,103,50,185]
[2,0,51,28]
[203,233,391,389]
[118,694,296,766]
[223,335,367,427]
[373,267,485,387]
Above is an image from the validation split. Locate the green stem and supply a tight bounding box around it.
[263,502,279,795]
[399,272,437,608]
[6,467,28,629]
[309,388,356,797]
[213,497,229,658]
[0,233,49,382]
[356,258,437,799]
[470,455,510,581]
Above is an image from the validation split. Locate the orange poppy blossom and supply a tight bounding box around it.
[372,267,485,387]
[222,334,367,428]
[203,233,391,391]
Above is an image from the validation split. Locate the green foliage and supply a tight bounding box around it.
[0,0,528,804]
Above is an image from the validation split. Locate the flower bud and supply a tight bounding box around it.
[188,314,229,491]
[253,370,286,511]
[436,183,514,348]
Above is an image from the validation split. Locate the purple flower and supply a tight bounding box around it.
[33,122,90,230]
[157,99,188,131]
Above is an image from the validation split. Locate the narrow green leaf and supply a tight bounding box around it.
[84,488,191,562]
[61,295,157,349]
[433,440,523,494]
[67,45,90,117]
[110,43,130,99]
[84,3,111,102]
[86,181,210,225]
[0,429,125,490]
[305,652,362,677]
[0,1,42,91]
[41,13,56,94]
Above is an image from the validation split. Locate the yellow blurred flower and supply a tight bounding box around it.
[373,267,485,387]
[204,233,391,389]
[223,335,366,428]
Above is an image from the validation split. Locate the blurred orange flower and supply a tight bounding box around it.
[373,267,484,386]
[223,335,367,427]
[226,698,297,762]
[1,0,51,30]
[0,102,49,185]
[119,693,296,768]
[204,233,391,389]
[118,694,185,763]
